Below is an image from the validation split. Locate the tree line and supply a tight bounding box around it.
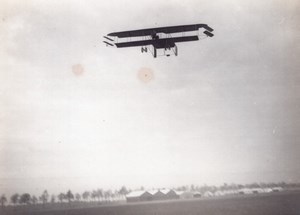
[0,186,130,208]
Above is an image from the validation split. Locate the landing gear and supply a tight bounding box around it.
[162,45,177,57]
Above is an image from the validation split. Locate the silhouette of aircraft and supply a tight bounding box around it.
[103,24,214,58]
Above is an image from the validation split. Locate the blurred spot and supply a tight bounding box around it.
[72,64,84,76]
[137,67,154,83]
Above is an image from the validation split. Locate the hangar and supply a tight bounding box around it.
[175,191,194,199]
[150,190,165,200]
[163,189,180,199]
[126,190,153,202]
[126,189,200,202]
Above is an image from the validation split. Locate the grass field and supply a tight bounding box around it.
[2,191,300,215]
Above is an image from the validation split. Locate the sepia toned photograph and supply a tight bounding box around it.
[1,0,300,214]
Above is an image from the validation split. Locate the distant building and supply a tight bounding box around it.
[126,188,203,203]
[176,191,194,199]
[223,190,238,195]
[160,189,171,196]
[126,191,153,202]
[203,191,214,197]
[193,192,202,198]
[146,189,177,201]
[238,188,252,195]
[272,187,283,192]
[174,190,184,198]
[251,188,264,194]
[152,190,165,200]
[263,188,273,193]
[214,190,225,196]
[165,189,180,199]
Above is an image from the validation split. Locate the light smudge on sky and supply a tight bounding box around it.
[0,0,300,196]
[137,68,154,83]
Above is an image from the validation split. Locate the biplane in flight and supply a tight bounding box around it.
[103,23,214,58]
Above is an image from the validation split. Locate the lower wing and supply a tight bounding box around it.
[115,36,199,48]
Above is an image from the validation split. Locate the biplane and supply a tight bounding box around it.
[103,24,214,58]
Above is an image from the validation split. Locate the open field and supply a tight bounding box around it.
[2,191,300,215]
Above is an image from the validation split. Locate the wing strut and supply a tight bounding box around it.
[103,41,114,46]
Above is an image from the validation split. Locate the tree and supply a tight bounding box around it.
[220,183,228,191]
[190,184,195,191]
[91,190,97,201]
[119,186,129,195]
[96,189,103,201]
[40,190,49,204]
[249,183,260,189]
[66,190,74,203]
[104,190,112,201]
[0,194,7,208]
[82,191,90,201]
[228,183,238,190]
[31,195,38,204]
[178,185,188,191]
[51,195,56,203]
[279,181,287,188]
[237,184,244,189]
[19,193,31,205]
[10,193,19,206]
[58,193,65,203]
[75,193,81,201]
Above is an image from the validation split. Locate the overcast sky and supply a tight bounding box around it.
[1,0,300,196]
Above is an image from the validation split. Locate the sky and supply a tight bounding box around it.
[0,0,300,196]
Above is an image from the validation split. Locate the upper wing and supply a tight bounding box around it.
[108,24,213,38]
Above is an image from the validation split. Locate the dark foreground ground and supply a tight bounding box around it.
[2,191,300,215]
